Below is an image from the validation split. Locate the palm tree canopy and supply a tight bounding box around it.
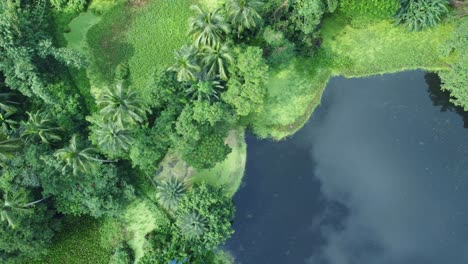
[226,0,263,36]
[93,122,134,154]
[188,5,230,48]
[0,133,21,163]
[20,111,62,144]
[54,135,99,176]
[97,83,148,127]
[168,45,201,82]
[200,43,234,80]
[176,210,207,240]
[0,189,32,229]
[0,92,18,119]
[156,176,186,211]
[186,80,224,102]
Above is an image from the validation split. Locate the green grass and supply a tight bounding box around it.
[126,0,195,100]
[31,217,112,264]
[65,11,101,52]
[190,128,247,197]
[123,199,169,262]
[251,15,457,140]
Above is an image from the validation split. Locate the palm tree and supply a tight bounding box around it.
[168,45,201,82]
[20,111,62,144]
[0,133,21,163]
[200,43,234,80]
[176,210,207,240]
[188,5,230,48]
[226,0,263,37]
[0,93,18,119]
[54,135,102,176]
[92,122,134,154]
[156,176,186,211]
[97,83,148,127]
[0,189,48,229]
[186,80,224,102]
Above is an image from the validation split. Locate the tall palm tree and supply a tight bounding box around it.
[188,5,230,48]
[226,0,263,37]
[186,80,224,102]
[0,189,48,229]
[200,43,234,80]
[54,135,102,176]
[0,133,21,163]
[156,176,186,211]
[20,111,62,144]
[168,45,201,82]
[176,210,207,240]
[97,83,148,127]
[93,122,134,154]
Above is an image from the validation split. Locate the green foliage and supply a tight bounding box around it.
[169,45,201,82]
[339,0,400,19]
[97,83,148,127]
[50,0,87,13]
[439,17,468,110]
[0,134,21,164]
[176,211,207,240]
[395,0,449,31]
[192,100,232,126]
[89,121,134,159]
[187,80,225,102]
[226,0,263,38]
[189,5,230,48]
[222,46,269,117]
[156,176,187,212]
[54,135,100,176]
[129,125,171,172]
[183,131,232,170]
[109,243,135,264]
[0,185,55,261]
[176,183,235,253]
[20,112,62,144]
[0,0,83,104]
[263,26,296,65]
[291,0,326,35]
[200,43,234,80]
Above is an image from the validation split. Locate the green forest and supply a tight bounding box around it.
[0,0,466,263]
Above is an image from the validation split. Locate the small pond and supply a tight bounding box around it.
[226,71,468,264]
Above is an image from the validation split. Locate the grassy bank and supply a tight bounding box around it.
[251,16,456,140]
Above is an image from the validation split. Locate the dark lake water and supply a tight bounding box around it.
[226,71,468,264]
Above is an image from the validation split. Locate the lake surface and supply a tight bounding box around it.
[226,71,468,264]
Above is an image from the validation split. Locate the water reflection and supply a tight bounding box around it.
[227,71,468,264]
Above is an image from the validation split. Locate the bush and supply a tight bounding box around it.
[339,0,400,20]
[50,0,88,13]
[395,0,449,31]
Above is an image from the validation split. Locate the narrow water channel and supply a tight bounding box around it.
[226,71,468,264]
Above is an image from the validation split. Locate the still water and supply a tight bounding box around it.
[226,71,468,264]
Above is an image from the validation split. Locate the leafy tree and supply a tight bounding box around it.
[192,100,234,127]
[20,112,62,144]
[200,43,234,80]
[176,183,235,253]
[226,0,263,38]
[156,176,186,211]
[176,211,207,240]
[222,46,269,117]
[291,0,325,35]
[97,82,148,127]
[54,135,101,176]
[0,0,84,104]
[396,0,449,31]
[189,5,230,48]
[90,121,134,159]
[50,0,87,13]
[439,17,468,110]
[263,26,296,65]
[182,132,232,170]
[186,80,224,102]
[169,45,201,82]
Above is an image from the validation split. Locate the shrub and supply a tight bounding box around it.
[395,0,449,31]
[339,0,400,20]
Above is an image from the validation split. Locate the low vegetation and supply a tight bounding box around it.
[0,0,466,263]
